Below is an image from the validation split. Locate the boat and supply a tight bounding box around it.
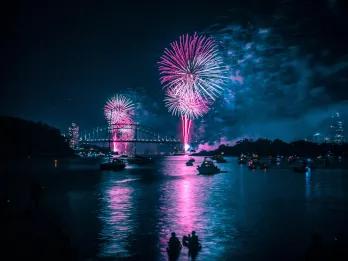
[238,154,247,164]
[100,158,126,171]
[276,155,281,166]
[186,158,195,166]
[197,158,221,175]
[186,160,194,166]
[259,162,269,170]
[292,160,310,173]
[212,154,227,163]
[293,165,310,173]
[127,155,153,165]
[248,160,257,170]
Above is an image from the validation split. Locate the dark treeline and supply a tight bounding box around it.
[194,139,348,157]
[0,116,73,158]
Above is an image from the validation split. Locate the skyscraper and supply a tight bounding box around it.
[68,122,79,149]
[330,112,344,144]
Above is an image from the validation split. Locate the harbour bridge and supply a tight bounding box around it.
[80,123,180,146]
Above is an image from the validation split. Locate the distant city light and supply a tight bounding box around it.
[68,122,79,149]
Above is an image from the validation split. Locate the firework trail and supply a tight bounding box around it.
[159,33,226,150]
[104,95,135,153]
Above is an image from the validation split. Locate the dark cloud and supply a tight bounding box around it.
[195,1,348,143]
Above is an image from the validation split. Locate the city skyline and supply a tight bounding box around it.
[308,111,345,144]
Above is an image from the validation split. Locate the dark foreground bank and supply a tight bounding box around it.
[0,116,74,159]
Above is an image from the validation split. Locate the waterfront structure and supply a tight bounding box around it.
[68,122,79,149]
[80,123,180,154]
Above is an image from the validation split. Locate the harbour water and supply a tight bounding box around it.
[4,156,348,260]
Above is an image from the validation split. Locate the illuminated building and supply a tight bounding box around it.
[68,122,79,149]
[330,112,344,144]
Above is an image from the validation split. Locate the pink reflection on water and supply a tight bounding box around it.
[108,186,132,225]
[178,178,195,232]
[159,156,209,257]
[99,182,134,257]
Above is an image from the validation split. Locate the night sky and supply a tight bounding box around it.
[2,0,348,143]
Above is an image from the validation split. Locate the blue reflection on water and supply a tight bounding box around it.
[305,168,311,199]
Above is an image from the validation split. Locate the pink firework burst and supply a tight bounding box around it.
[164,87,210,119]
[104,94,134,125]
[159,33,225,101]
[158,33,225,151]
[104,95,135,153]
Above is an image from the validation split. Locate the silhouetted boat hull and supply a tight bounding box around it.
[100,159,126,171]
[186,161,194,166]
[197,159,221,175]
[293,166,309,173]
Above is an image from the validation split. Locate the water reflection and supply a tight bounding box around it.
[305,169,312,199]
[157,156,242,260]
[98,176,135,258]
[97,156,241,260]
[157,157,208,259]
[179,179,195,232]
[94,156,348,260]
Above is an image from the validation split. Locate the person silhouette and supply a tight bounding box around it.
[167,232,181,260]
[168,232,181,250]
[188,231,201,259]
[182,233,191,247]
[190,231,199,247]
